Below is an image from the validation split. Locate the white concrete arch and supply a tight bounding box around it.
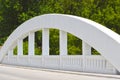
[0,14,120,71]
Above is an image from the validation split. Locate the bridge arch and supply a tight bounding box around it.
[0,14,120,72]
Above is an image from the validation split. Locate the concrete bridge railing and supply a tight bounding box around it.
[2,55,117,74]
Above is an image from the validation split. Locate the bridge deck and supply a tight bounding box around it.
[0,64,119,80]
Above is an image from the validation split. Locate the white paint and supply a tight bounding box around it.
[0,14,120,72]
[42,28,49,56]
[8,50,13,56]
[28,32,35,55]
[60,30,67,55]
[82,41,91,56]
[2,55,117,74]
[82,41,91,72]
[17,39,23,55]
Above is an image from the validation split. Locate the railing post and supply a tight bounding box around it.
[60,30,67,56]
[42,28,49,56]
[17,39,23,55]
[28,32,35,56]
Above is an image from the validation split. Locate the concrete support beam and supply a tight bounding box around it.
[17,39,23,55]
[28,32,35,56]
[82,41,91,56]
[60,30,67,56]
[42,28,49,56]
[8,50,13,56]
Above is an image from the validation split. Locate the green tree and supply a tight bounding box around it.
[50,29,59,55]
[1,0,120,55]
[68,33,82,55]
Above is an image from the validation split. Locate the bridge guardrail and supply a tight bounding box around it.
[2,55,117,74]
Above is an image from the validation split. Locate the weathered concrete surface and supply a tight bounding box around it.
[0,65,119,80]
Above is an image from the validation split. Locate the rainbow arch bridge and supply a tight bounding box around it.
[0,14,120,75]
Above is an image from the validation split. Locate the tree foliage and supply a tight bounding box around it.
[0,0,120,55]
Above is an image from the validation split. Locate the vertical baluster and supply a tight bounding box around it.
[101,59,103,69]
[96,59,98,72]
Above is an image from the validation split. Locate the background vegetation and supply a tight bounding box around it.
[0,0,120,55]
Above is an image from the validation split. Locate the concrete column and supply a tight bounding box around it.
[60,30,67,56]
[82,41,91,71]
[28,32,35,56]
[17,39,23,55]
[42,28,49,56]
[8,50,13,56]
[82,41,91,56]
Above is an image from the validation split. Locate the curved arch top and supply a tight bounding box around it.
[0,14,120,71]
